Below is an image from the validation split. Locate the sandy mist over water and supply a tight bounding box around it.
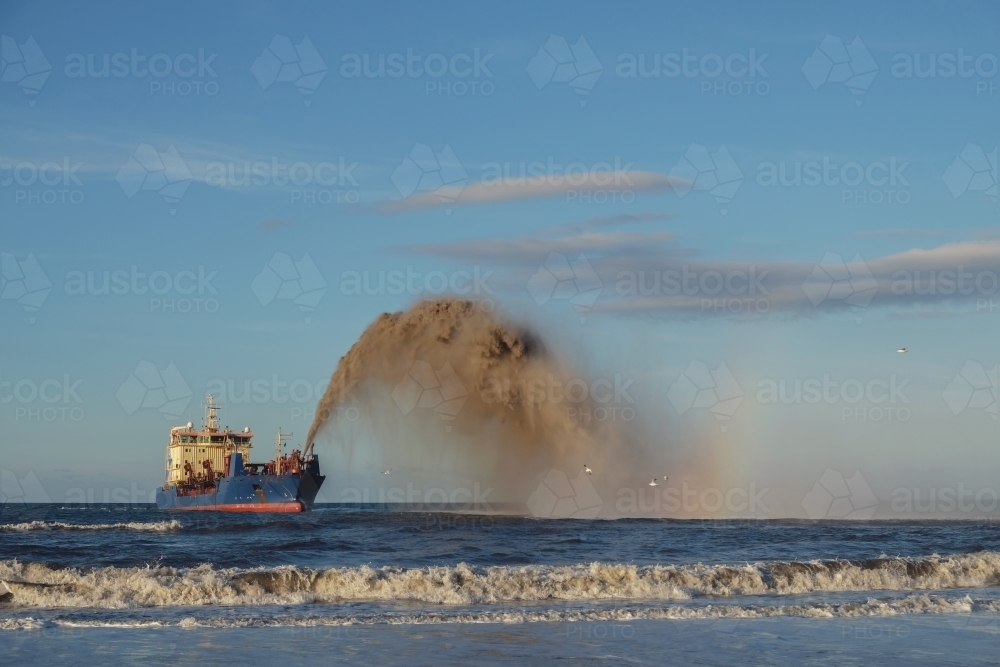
[305,299,646,503]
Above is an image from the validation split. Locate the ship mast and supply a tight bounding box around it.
[203,395,220,432]
[275,429,291,474]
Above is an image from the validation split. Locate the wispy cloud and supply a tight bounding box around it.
[974,227,1000,241]
[548,211,673,235]
[591,240,1000,315]
[0,124,274,178]
[0,118,374,192]
[405,232,1000,316]
[382,171,681,212]
[887,308,978,319]
[406,231,676,264]
[850,228,945,239]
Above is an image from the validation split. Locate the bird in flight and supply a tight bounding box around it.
[648,478,659,487]
[897,348,907,353]
[382,469,392,475]
[662,476,669,483]
[583,465,593,475]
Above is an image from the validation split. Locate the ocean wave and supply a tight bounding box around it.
[0,521,182,533]
[2,594,1000,630]
[2,552,1000,609]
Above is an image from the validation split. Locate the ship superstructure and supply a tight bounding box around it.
[156,396,324,512]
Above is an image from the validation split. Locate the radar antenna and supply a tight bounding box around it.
[202,395,220,432]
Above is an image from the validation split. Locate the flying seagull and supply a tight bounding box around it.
[662,476,669,483]
[897,348,907,353]
[382,469,392,475]
[583,465,593,475]
[648,478,659,487]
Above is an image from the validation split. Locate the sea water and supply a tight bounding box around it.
[2,505,999,665]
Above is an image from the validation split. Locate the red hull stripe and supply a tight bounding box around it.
[170,502,304,513]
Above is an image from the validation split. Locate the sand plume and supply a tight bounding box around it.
[304,299,625,499]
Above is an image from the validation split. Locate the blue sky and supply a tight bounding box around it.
[1,1,998,514]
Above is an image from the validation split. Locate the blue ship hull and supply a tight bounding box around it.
[156,454,324,512]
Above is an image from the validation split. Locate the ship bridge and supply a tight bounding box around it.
[165,395,253,486]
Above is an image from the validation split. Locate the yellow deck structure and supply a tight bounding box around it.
[165,396,253,485]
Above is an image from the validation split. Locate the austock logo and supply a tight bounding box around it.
[339,47,494,97]
[1,252,51,323]
[892,484,1000,516]
[2,156,85,206]
[801,252,877,322]
[339,265,493,301]
[479,373,635,425]
[801,469,878,519]
[667,361,743,432]
[615,47,770,98]
[0,469,51,505]
[891,48,998,96]
[943,361,997,420]
[615,481,769,517]
[668,144,743,214]
[480,156,639,204]
[204,155,360,205]
[2,374,85,422]
[526,252,602,322]
[251,252,327,324]
[615,264,771,315]
[64,47,219,97]
[204,375,342,423]
[942,144,997,203]
[756,374,910,422]
[1,35,51,105]
[801,35,878,106]
[947,606,1000,635]
[116,361,192,419]
[526,468,602,518]
[63,265,220,315]
[391,143,468,211]
[756,156,911,205]
[391,361,468,431]
[338,482,494,509]
[526,35,603,106]
[116,143,193,214]
[252,35,327,105]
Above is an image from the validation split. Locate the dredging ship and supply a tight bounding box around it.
[156,396,324,512]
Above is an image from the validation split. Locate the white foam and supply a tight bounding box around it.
[2,594,999,629]
[1,552,999,609]
[0,617,44,630]
[0,520,181,533]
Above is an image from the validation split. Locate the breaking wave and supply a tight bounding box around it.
[0,521,181,533]
[2,552,999,609]
[2,594,1000,630]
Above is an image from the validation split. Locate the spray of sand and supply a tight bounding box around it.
[305,299,628,500]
